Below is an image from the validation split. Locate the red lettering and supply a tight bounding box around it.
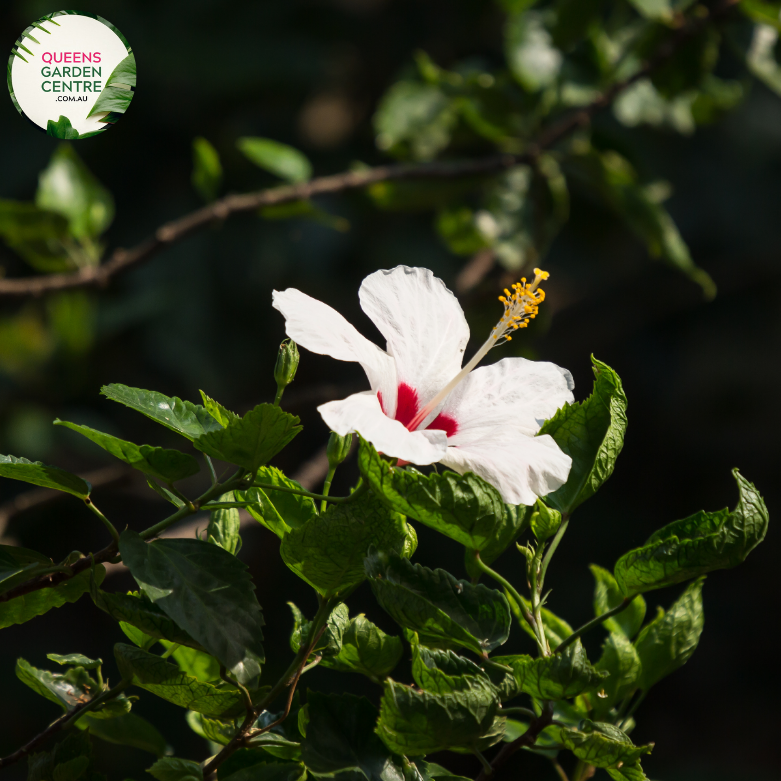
[93,53,101,63]
[64,52,72,63]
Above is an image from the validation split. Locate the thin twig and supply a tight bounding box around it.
[0,0,737,300]
[554,595,638,653]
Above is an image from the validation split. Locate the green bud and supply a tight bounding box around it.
[274,339,299,389]
[530,499,562,542]
[327,431,352,468]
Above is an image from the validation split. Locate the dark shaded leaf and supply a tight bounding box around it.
[590,565,646,638]
[592,633,641,719]
[559,720,653,769]
[0,454,90,498]
[0,545,54,595]
[410,637,490,695]
[147,757,202,781]
[119,531,265,684]
[321,614,404,679]
[206,491,241,555]
[80,712,167,756]
[192,138,223,203]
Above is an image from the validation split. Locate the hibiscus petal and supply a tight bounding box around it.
[272,288,396,407]
[319,392,448,465]
[440,432,572,506]
[358,266,470,409]
[438,357,575,437]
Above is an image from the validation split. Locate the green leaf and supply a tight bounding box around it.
[592,633,641,719]
[0,453,90,498]
[147,479,185,508]
[237,137,312,184]
[505,589,573,649]
[321,614,404,679]
[365,549,511,655]
[559,720,653,769]
[192,138,223,203]
[47,653,102,669]
[199,391,239,428]
[80,712,167,756]
[626,0,675,20]
[94,589,204,651]
[55,420,200,483]
[0,199,72,272]
[146,757,203,781]
[52,755,90,781]
[27,732,95,781]
[0,566,104,629]
[237,466,317,538]
[411,637,490,695]
[47,116,80,140]
[280,492,415,596]
[376,678,502,756]
[16,658,95,711]
[101,385,224,442]
[119,531,265,685]
[505,11,562,91]
[87,54,136,118]
[185,711,236,746]
[301,691,403,779]
[565,149,715,297]
[741,1,781,30]
[633,578,705,690]
[590,565,646,638]
[492,640,607,700]
[194,403,301,473]
[36,144,114,239]
[221,762,305,781]
[435,207,492,256]
[206,491,241,555]
[289,601,349,658]
[0,545,54,595]
[374,80,457,161]
[114,643,253,719]
[538,357,627,515]
[614,470,769,595]
[160,642,221,682]
[358,439,529,554]
[530,500,562,542]
[607,761,649,781]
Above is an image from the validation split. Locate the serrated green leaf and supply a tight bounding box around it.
[80,712,167,756]
[590,565,646,638]
[301,691,403,779]
[160,642,221,682]
[633,578,705,690]
[55,420,199,483]
[530,500,562,542]
[114,644,255,719]
[119,531,265,685]
[191,138,223,203]
[614,470,769,595]
[0,454,90,498]
[0,566,104,629]
[280,492,415,596]
[194,403,301,473]
[0,545,54,595]
[185,710,236,746]
[47,653,102,669]
[538,357,627,515]
[411,637,490,695]
[146,757,202,781]
[36,144,114,240]
[492,639,606,700]
[358,438,530,554]
[365,549,511,655]
[289,601,349,658]
[237,137,312,184]
[321,614,403,679]
[237,466,317,538]
[376,678,502,756]
[199,391,239,428]
[206,491,241,555]
[607,761,649,781]
[593,633,641,719]
[560,720,653,768]
[94,589,203,651]
[100,385,223,442]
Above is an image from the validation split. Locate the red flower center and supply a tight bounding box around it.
[378,382,458,438]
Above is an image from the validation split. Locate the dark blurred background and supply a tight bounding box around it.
[0,1,778,779]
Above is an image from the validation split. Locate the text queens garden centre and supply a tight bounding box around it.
[41,51,103,100]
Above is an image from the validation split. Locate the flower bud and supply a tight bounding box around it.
[530,499,562,542]
[274,339,299,389]
[327,431,352,469]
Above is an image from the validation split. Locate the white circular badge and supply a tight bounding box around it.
[8,11,135,140]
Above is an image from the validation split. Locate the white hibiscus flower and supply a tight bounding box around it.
[272,266,574,505]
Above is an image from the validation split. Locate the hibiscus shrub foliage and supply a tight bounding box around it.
[0,281,769,781]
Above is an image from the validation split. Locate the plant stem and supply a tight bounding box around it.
[61,679,130,729]
[619,690,647,729]
[474,750,493,773]
[252,478,368,506]
[320,467,336,513]
[205,454,218,486]
[84,498,120,544]
[540,516,569,585]
[550,758,571,781]
[554,595,638,653]
[273,385,285,406]
[500,707,538,719]
[529,543,550,656]
[471,552,546,656]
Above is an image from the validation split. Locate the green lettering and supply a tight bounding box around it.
[84,82,92,93]
[53,81,60,93]
[42,81,51,92]
[41,66,51,77]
